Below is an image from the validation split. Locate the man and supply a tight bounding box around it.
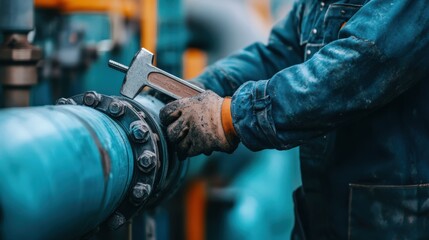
[159,0,429,239]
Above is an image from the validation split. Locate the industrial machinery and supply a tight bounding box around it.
[0,0,190,238]
[0,0,302,239]
[0,0,42,107]
[0,90,188,239]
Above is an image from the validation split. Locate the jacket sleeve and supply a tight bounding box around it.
[231,0,429,151]
[195,1,304,97]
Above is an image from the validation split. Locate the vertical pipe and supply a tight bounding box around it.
[141,0,158,54]
[0,0,34,33]
[0,105,134,240]
[0,0,41,108]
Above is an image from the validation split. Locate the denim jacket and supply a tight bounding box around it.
[197,0,429,239]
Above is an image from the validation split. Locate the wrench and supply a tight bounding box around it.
[108,48,204,99]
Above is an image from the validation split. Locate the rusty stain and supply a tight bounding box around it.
[56,108,112,181]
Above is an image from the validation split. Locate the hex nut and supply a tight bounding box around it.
[129,121,150,143]
[83,91,101,107]
[107,212,126,230]
[132,182,151,202]
[0,34,42,62]
[138,150,157,172]
[108,100,125,117]
[56,98,76,105]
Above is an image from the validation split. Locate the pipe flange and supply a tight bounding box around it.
[56,92,161,229]
[118,96,171,205]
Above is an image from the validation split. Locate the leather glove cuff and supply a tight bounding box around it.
[221,97,239,146]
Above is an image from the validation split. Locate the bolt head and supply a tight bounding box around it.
[56,98,68,105]
[138,150,157,172]
[130,121,149,143]
[83,91,100,107]
[108,101,125,117]
[56,98,76,105]
[107,212,126,230]
[132,182,151,202]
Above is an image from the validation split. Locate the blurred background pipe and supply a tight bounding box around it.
[0,105,134,240]
[0,0,42,107]
[0,0,33,32]
[185,0,268,63]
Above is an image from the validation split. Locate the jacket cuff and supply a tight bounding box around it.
[231,80,283,150]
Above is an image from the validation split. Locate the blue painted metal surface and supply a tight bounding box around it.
[157,0,187,77]
[64,14,141,96]
[0,0,33,32]
[30,12,142,106]
[0,105,134,240]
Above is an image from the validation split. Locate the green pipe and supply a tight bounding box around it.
[0,105,134,240]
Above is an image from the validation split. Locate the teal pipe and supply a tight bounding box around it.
[0,105,134,240]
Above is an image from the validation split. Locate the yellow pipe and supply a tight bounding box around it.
[183,48,207,80]
[34,0,60,9]
[140,0,157,55]
[185,180,207,240]
[34,0,138,19]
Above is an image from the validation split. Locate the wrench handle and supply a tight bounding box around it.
[147,72,204,99]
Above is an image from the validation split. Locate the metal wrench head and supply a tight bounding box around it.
[121,48,154,99]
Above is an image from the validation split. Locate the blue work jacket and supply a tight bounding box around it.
[196,0,429,239]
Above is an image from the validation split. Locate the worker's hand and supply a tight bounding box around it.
[159,90,238,160]
[148,80,205,103]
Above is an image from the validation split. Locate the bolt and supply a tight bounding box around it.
[138,150,157,172]
[56,98,76,105]
[56,98,68,105]
[83,91,101,107]
[107,212,126,230]
[137,111,146,119]
[108,100,125,117]
[132,182,151,202]
[130,121,150,143]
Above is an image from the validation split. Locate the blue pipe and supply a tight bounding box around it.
[0,0,33,33]
[0,105,134,240]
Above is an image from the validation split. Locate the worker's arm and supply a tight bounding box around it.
[232,0,429,150]
[195,1,304,97]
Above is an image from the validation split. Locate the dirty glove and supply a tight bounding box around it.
[159,90,239,159]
